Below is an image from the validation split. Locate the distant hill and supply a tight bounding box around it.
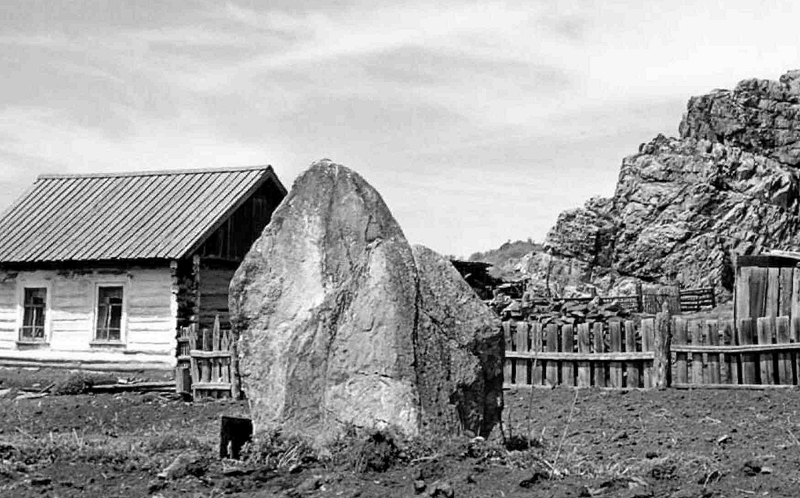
[467,239,544,280]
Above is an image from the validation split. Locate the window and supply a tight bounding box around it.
[95,286,124,342]
[20,287,47,341]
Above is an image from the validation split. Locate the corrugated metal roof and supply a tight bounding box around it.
[0,165,284,263]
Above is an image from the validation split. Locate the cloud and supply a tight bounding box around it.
[2,0,800,256]
[0,106,284,175]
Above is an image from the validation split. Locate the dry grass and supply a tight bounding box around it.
[554,448,725,484]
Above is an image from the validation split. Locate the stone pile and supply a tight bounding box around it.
[497,296,633,325]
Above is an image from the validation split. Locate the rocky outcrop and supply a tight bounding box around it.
[230,160,502,446]
[538,70,800,296]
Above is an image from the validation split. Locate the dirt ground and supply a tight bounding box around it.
[2,367,800,497]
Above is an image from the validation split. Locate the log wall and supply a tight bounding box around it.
[197,261,237,329]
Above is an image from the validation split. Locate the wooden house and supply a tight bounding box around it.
[0,166,286,370]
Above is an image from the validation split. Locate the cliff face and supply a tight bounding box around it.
[541,70,800,296]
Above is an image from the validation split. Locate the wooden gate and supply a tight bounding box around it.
[176,316,241,400]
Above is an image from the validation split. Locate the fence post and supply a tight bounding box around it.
[635,282,643,313]
[230,326,243,400]
[653,303,672,390]
[711,283,717,308]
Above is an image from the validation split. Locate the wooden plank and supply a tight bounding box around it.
[591,322,605,387]
[189,350,232,359]
[674,317,688,385]
[750,267,770,319]
[757,316,775,384]
[641,318,654,388]
[624,320,640,388]
[545,324,559,386]
[506,351,654,361]
[213,318,222,382]
[792,267,800,322]
[192,382,233,390]
[653,310,672,390]
[230,328,242,400]
[767,267,781,317]
[176,366,191,394]
[502,321,513,385]
[577,323,591,387]
[720,319,739,384]
[738,318,757,384]
[672,383,797,390]
[735,265,751,323]
[531,322,543,386]
[609,321,623,388]
[737,255,800,268]
[780,268,794,317]
[705,320,720,384]
[561,324,574,387]
[793,316,800,386]
[689,319,705,384]
[671,343,800,354]
[515,321,530,386]
[776,316,792,385]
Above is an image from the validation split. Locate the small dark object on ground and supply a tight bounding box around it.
[427,480,454,498]
[504,434,539,451]
[51,372,95,395]
[220,415,253,459]
[351,431,399,473]
[519,470,549,488]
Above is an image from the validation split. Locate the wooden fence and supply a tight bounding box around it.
[679,287,716,313]
[672,316,800,388]
[176,316,241,400]
[556,286,715,314]
[504,314,800,389]
[503,318,659,389]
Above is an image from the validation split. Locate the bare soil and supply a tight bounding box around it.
[2,367,800,497]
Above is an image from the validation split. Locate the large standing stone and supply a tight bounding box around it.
[412,245,503,437]
[230,159,502,445]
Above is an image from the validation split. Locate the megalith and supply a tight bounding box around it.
[412,245,503,437]
[229,159,502,445]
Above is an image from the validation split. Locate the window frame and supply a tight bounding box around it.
[91,281,128,345]
[16,281,52,345]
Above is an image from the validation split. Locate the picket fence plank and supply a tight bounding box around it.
[592,322,608,387]
[609,321,623,388]
[578,323,591,387]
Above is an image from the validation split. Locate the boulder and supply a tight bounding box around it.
[413,245,503,437]
[230,159,502,445]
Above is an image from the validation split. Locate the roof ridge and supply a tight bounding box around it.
[37,164,273,180]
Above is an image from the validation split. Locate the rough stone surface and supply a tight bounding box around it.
[412,245,503,437]
[523,70,800,296]
[230,160,502,445]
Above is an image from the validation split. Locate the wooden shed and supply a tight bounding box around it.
[0,166,286,370]
[734,251,800,322]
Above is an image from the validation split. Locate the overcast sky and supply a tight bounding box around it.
[1,1,799,258]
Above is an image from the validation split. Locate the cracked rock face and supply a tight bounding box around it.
[229,160,502,445]
[538,70,800,296]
